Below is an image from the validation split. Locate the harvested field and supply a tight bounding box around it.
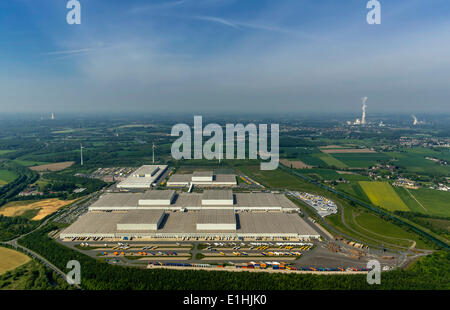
[321,149,376,154]
[0,247,31,275]
[0,198,76,220]
[30,161,74,172]
[319,145,350,149]
[280,159,312,169]
[336,171,357,175]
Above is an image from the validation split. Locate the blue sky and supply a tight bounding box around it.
[1,0,450,114]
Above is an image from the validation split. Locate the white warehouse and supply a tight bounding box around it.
[117,165,167,189]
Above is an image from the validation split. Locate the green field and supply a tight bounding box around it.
[315,153,348,168]
[238,166,321,193]
[299,169,370,182]
[353,211,431,249]
[326,204,433,250]
[403,188,450,217]
[299,168,341,180]
[393,187,427,214]
[359,181,410,212]
[297,154,328,167]
[335,182,372,204]
[0,260,72,289]
[0,150,15,155]
[12,159,50,167]
[242,166,435,250]
[386,148,450,175]
[331,153,391,168]
[0,169,18,186]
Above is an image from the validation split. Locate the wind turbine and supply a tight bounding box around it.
[80,144,85,166]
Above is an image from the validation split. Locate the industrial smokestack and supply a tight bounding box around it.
[361,97,368,125]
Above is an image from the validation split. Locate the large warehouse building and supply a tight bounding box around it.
[87,190,298,211]
[117,165,167,189]
[167,171,237,187]
[60,189,321,240]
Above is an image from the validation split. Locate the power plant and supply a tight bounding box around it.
[361,97,368,125]
[347,97,368,125]
[411,115,424,126]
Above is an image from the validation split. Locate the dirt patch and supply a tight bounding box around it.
[321,149,376,154]
[30,161,74,172]
[280,159,312,169]
[0,198,76,220]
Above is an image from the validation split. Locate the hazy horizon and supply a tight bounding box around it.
[1,0,450,114]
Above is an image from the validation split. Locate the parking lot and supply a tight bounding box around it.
[58,236,391,272]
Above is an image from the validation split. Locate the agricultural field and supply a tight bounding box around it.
[0,169,18,186]
[0,246,31,275]
[12,159,49,167]
[335,182,372,204]
[320,148,376,154]
[0,150,16,156]
[0,198,76,220]
[280,147,328,167]
[29,161,74,172]
[315,153,348,168]
[298,168,370,182]
[385,148,450,175]
[299,168,342,180]
[398,188,450,218]
[237,166,321,193]
[297,153,328,167]
[330,153,391,168]
[280,159,311,169]
[359,181,409,212]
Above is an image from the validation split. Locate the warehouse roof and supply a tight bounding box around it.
[117,210,164,225]
[197,209,236,224]
[174,193,202,207]
[140,190,175,200]
[60,211,318,236]
[117,165,167,188]
[202,190,233,201]
[89,193,140,209]
[214,174,236,183]
[237,213,318,235]
[235,193,296,209]
[166,174,191,183]
[89,191,298,210]
[193,171,213,177]
[132,165,161,176]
